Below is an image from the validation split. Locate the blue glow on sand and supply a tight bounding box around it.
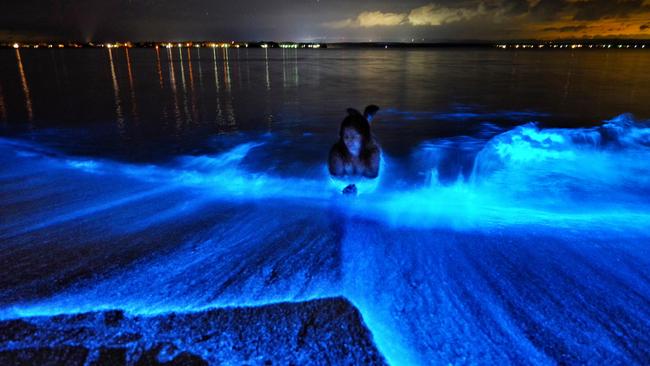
[1,114,649,365]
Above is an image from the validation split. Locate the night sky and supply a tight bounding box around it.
[2,0,650,42]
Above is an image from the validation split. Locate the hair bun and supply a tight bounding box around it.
[363,105,380,117]
[346,108,362,116]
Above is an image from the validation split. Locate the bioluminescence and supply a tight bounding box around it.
[1,113,649,365]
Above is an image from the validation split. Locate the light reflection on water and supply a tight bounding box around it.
[177,47,191,125]
[196,49,204,94]
[107,48,124,133]
[264,47,271,91]
[223,48,231,91]
[1,48,649,153]
[167,47,181,128]
[221,48,235,128]
[187,48,198,123]
[14,49,33,123]
[155,47,164,90]
[124,48,139,124]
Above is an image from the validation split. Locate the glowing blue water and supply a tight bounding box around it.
[1,114,649,364]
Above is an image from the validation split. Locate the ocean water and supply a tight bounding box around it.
[1,47,649,365]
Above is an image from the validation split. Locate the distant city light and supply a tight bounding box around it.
[495,42,646,50]
[2,40,646,50]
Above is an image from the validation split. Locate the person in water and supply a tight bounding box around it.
[328,105,381,194]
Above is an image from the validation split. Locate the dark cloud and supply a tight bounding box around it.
[641,23,650,30]
[484,0,531,16]
[0,0,335,41]
[571,0,647,21]
[528,0,567,21]
[526,0,649,22]
[541,25,590,33]
[1,0,649,41]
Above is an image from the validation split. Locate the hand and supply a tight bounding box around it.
[342,184,357,195]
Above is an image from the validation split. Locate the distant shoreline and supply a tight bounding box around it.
[1,39,649,50]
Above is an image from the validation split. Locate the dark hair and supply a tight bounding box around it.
[339,108,371,142]
[332,108,378,163]
[363,105,380,121]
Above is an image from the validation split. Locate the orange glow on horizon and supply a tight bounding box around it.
[525,12,650,40]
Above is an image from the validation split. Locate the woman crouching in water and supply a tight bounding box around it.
[328,105,381,195]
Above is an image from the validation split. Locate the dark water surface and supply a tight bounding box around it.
[1,48,649,365]
[1,48,649,159]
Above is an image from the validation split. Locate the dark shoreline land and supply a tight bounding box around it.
[0,297,387,365]
[1,39,649,49]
